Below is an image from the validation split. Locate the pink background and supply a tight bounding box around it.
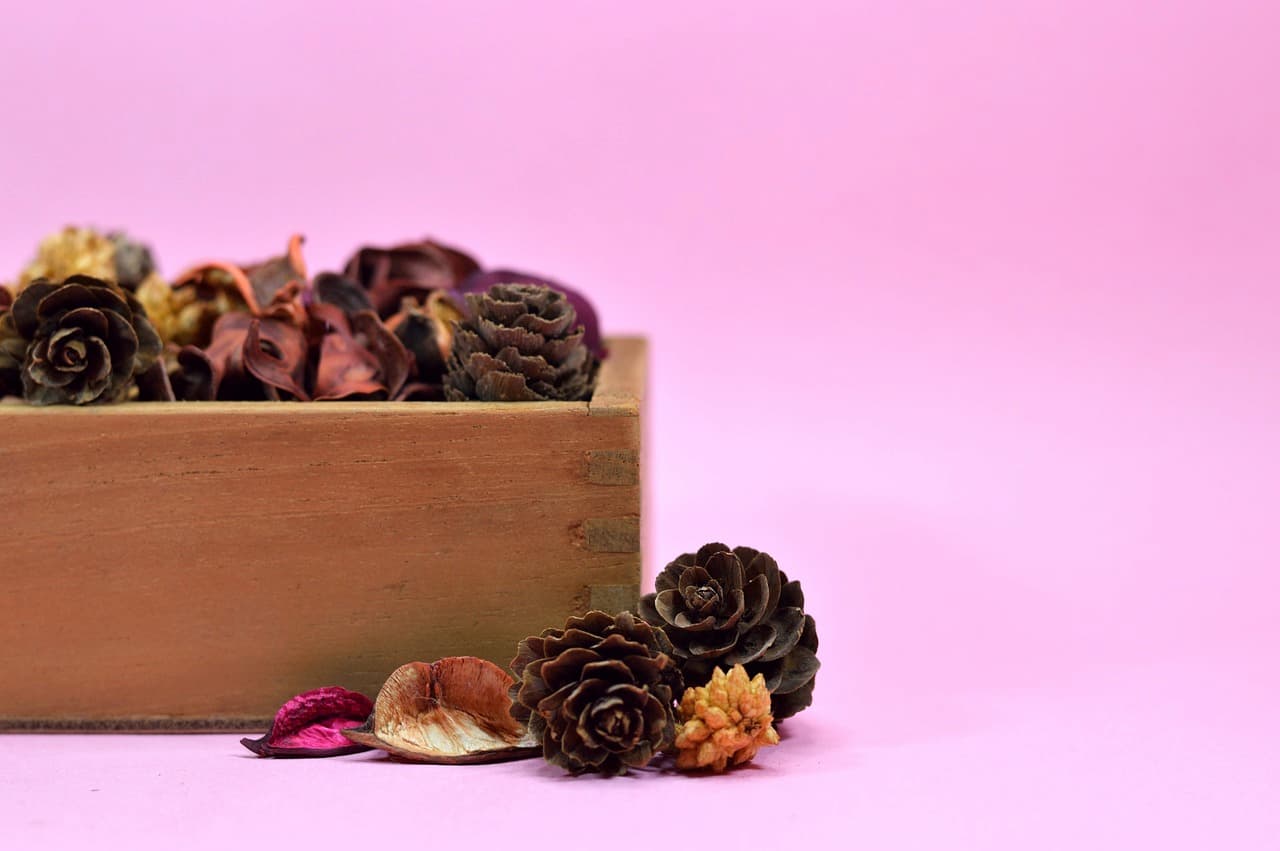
[2,1,1278,847]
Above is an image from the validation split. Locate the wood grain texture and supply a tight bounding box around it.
[0,337,646,730]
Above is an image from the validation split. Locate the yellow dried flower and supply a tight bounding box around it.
[19,226,116,289]
[673,664,780,772]
[134,273,247,348]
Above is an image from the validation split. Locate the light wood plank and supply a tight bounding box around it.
[0,337,645,729]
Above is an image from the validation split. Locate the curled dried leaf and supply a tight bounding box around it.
[309,304,411,401]
[385,290,463,389]
[343,657,538,764]
[343,238,480,319]
[172,234,307,316]
[241,686,374,758]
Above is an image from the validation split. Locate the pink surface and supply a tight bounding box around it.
[2,1,1279,847]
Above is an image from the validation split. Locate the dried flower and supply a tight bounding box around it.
[170,273,413,402]
[638,544,820,719]
[18,226,157,292]
[510,610,683,775]
[240,233,308,312]
[343,238,480,319]
[343,657,538,763]
[386,290,464,392]
[134,274,247,349]
[0,275,163,405]
[308,302,411,401]
[171,285,308,401]
[241,686,374,758]
[158,234,308,352]
[670,665,778,767]
[673,664,779,772]
[444,284,597,402]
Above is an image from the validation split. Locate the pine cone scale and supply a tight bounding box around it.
[686,632,742,658]
[102,311,141,369]
[538,646,601,689]
[11,282,58,336]
[720,623,777,666]
[757,607,807,662]
[775,645,821,693]
[56,307,109,337]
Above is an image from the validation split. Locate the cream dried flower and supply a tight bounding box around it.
[674,664,780,772]
[18,226,157,292]
[19,227,116,288]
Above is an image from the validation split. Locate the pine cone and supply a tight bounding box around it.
[0,288,19,399]
[0,275,162,405]
[18,226,157,291]
[638,544,821,720]
[510,610,684,775]
[674,664,780,772]
[444,284,597,401]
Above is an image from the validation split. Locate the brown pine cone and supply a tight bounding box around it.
[0,288,19,399]
[444,284,597,402]
[637,543,820,720]
[510,611,684,775]
[0,275,162,405]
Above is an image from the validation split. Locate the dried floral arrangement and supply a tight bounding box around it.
[0,227,604,405]
[241,542,820,776]
[1,228,822,775]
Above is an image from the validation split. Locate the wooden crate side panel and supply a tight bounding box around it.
[0,406,640,723]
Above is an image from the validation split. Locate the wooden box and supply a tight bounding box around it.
[0,337,645,730]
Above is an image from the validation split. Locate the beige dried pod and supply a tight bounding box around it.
[343,656,538,764]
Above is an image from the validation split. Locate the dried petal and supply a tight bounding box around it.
[243,318,310,401]
[385,291,462,388]
[243,234,308,313]
[343,657,538,764]
[313,272,375,317]
[343,238,480,319]
[173,234,307,316]
[241,686,374,758]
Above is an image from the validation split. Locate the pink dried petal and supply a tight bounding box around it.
[241,686,374,758]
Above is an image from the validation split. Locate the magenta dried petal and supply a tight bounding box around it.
[241,686,374,758]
